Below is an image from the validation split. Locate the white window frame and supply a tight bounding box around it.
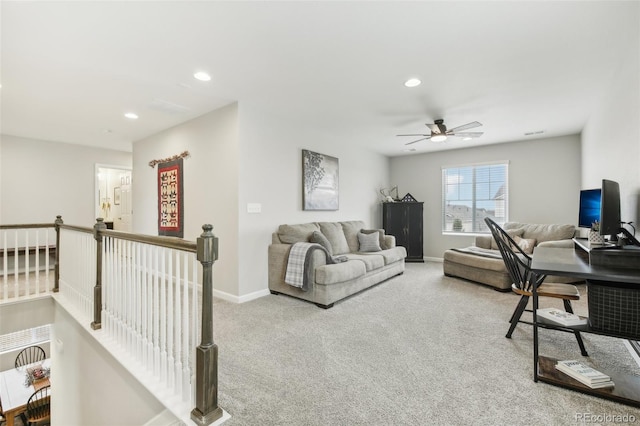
[442,161,509,234]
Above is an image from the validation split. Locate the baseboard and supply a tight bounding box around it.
[424,256,443,263]
[213,288,271,304]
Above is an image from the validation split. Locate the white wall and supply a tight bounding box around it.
[131,102,391,300]
[52,303,164,426]
[0,135,131,227]
[236,103,390,297]
[389,135,581,258]
[132,103,240,297]
[581,26,640,226]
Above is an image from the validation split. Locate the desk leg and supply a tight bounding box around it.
[532,275,539,382]
[6,411,15,426]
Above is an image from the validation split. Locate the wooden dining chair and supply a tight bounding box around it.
[15,346,46,369]
[484,217,588,356]
[0,398,6,426]
[22,385,51,426]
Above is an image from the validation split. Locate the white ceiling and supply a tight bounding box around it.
[1,1,638,156]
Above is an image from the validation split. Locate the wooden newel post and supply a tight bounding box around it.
[53,215,63,293]
[91,218,107,330]
[191,224,223,426]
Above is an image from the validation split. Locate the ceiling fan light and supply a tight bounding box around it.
[404,78,421,88]
[431,135,447,142]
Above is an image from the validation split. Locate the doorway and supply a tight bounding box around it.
[95,164,133,232]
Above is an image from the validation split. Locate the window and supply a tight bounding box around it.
[0,325,51,355]
[442,162,508,233]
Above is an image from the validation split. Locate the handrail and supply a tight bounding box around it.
[59,222,197,253]
[0,223,55,230]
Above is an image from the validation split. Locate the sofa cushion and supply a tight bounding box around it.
[490,228,524,250]
[319,222,350,255]
[340,221,367,252]
[315,260,367,285]
[361,229,388,250]
[345,253,385,271]
[358,232,382,252]
[514,236,536,254]
[443,248,510,272]
[278,223,320,244]
[505,222,575,243]
[310,231,333,256]
[362,246,406,265]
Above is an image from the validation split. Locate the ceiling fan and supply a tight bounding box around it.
[398,119,483,145]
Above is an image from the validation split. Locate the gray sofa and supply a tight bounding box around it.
[268,220,407,308]
[443,222,579,291]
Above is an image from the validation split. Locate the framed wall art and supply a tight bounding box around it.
[302,149,339,211]
[157,158,184,238]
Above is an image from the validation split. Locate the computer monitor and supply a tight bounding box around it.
[578,188,601,228]
[599,179,621,238]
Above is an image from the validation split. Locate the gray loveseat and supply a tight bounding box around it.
[443,222,580,291]
[268,220,407,308]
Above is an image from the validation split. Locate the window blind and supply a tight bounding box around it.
[0,325,51,355]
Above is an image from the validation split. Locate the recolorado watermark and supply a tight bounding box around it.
[575,413,637,423]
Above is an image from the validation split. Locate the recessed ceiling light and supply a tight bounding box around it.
[404,78,421,88]
[124,112,139,120]
[193,71,211,82]
[463,137,472,141]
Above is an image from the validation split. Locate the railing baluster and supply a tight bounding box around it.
[182,251,191,402]
[13,231,18,297]
[2,231,7,299]
[167,249,175,391]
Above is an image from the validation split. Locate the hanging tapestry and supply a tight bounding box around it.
[157,158,184,238]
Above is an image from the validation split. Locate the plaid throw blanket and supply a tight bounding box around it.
[285,242,336,291]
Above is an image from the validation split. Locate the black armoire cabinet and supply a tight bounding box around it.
[383,202,424,262]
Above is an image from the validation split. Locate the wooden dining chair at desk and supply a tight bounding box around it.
[484,217,589,356]
[14,347,45,370]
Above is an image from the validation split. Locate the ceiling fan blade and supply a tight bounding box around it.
[450,132,484,138]
[397,133,429,137]
[425,123,440,133]
[447,121,482,133]
[404,137,430,145]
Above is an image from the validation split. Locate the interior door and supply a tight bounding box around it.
[115,186,132,231]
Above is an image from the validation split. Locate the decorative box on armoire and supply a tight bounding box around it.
[383,195,424,263]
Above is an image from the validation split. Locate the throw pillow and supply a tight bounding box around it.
[360,229,388,250]
[310,231,333,256]
[318,222,351,255]
[277,223,320,244]
[358,231,382,252]
[513,236,536,254]
[490,228,524,250]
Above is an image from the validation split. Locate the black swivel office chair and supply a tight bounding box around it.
[484,217,588,356]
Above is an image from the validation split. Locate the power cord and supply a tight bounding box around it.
[622,221,636,236]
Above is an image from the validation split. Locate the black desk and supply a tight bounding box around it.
[531,246,640,407]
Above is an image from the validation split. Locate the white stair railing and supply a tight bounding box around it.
[0,223,56,302]
[58,225,96,319]
[2,217,223,425]
[102,234,201,403]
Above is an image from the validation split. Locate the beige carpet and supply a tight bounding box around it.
[212,262,640,425]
